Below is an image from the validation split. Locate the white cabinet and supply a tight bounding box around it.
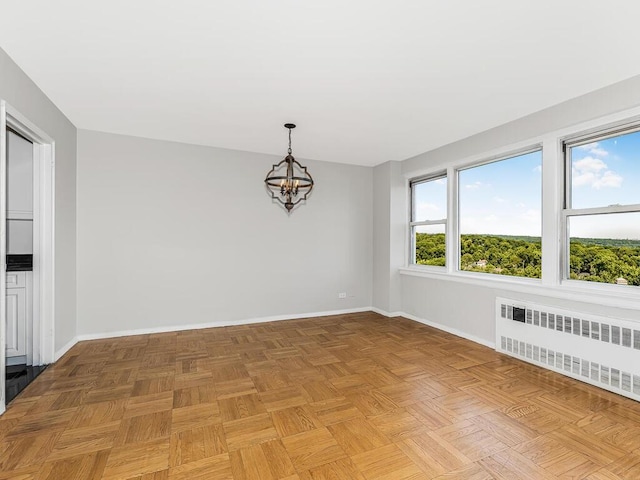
[6,271,29,364]
[7,130,33,219]
[6,287,26,358]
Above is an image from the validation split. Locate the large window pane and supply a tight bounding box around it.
[412,177,447,222]
[569,129,640,209]
[568,213,640,285]
[459,150,542,278]
[414,224,446,266]
[410,175,446,267]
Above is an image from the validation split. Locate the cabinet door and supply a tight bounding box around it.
[7,130,33,217]
[6,288,26,358]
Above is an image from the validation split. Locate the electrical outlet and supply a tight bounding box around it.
[338,292,347,299]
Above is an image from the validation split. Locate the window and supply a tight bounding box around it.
[458,150,542,278]
[410,174,447,267]
[564,126,640,286]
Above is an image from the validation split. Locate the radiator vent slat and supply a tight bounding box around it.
[611,369,621,389]
[499,303,639,354]
[500,335,638,399]
[612,326,621,345]
[497,298,640,402]
[573,318,581,336]
[582,320,589,338]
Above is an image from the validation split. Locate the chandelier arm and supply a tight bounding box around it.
[264,122,313,213]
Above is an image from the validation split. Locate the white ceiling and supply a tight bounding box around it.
[2,1,640,166]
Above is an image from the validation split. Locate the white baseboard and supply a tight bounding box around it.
[76,307,372,342]
[370,307,403,317]
[54,336,79,361]
[6,355,27,367]
[399,312,495,349]
[372,308,495,349]
[59,307,493,362]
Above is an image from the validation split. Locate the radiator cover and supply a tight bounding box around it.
[495,297,640,402]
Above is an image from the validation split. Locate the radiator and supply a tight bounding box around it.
[495,297,640,402]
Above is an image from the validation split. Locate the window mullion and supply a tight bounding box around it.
[541,137,562,287]
[448,166,458,275]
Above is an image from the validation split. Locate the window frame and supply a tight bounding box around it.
[409,172,447,267]
[455,147,543,279]
[401,106,640,308]
[562,123,640,284]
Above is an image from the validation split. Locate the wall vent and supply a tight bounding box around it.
[496,297,640,402]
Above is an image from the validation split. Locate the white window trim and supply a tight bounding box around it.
[410,147,544,279]
[409,173,447,268]
[402,103,640,306]
[562,126,640,284]
[456,147,543,279]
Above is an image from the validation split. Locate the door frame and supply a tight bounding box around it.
[1,101,55,414]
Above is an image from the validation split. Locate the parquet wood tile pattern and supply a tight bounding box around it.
[2,312,640,479]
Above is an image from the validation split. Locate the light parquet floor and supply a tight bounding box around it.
[1,312,640,479]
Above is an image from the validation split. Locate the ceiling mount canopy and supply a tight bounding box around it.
[264,123,314,212]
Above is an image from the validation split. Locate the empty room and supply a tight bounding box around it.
[1,1,640,479]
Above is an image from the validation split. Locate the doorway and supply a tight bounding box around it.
[5,127,45,403]
[1,101,55,414]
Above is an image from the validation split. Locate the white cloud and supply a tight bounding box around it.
[417,202,439,212]
[460,212,539,236]
[574,157,607,172]
[572,156,622,189]
[493,196,506,203]
[532,165,542,173]
[596,170,623,189]
[573,171,597,187]
[415,202,442,220]
[520,209,541,223]
[434,179,445,185]
[578,142,609,157]
[465,181,485,190]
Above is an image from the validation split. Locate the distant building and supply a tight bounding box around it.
[475,260,487,268]
[616,277,628,285]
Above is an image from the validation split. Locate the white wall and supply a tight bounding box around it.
[372,161,404,314]
[76,130,372,336]
[0,47,77,352]
[384,74,640,345]
[401,275,640,346]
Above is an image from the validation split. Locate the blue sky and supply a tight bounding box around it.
[459,151,541,236]
[571,132,640,208]
[414,130,640,240]
[569,130,640,239]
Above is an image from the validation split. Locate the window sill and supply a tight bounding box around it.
[399,266,640,310]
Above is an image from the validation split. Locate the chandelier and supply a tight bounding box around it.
[264,123,314,212]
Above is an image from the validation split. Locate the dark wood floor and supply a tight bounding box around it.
[1,312,639,479]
